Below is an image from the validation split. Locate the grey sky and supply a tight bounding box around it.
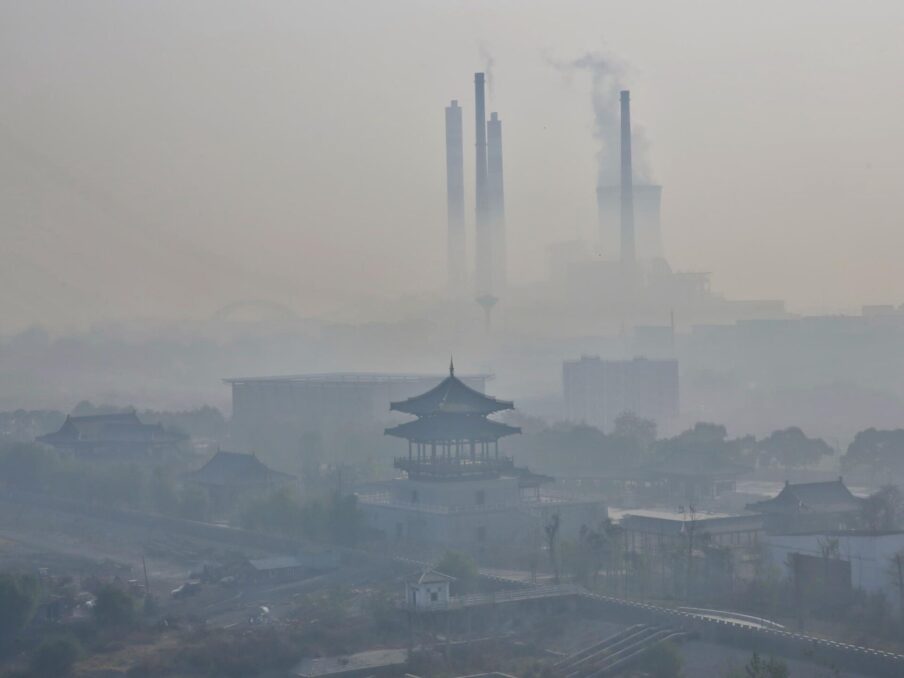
[1,0,903,328]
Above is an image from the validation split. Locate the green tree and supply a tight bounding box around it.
[842,428,904,478]
[177,484,209,521]
[435,550,478,594]
[0,573,39,651]
[861,485,903,531]
[0,443,60,492]
[735,652,789,678]
[326,492,363,546]
[758,427,832,469]
[94,585,136,628]
[29,636,81,677]
[545,513,561,584]
[642,641,683,678]
[613,412,657,451]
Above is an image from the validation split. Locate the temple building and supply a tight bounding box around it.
[37,412,185,459]
[358,362,606,556]
[188,449,296,518]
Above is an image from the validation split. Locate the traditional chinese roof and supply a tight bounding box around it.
[746,478,861,515]
[405,569,455,585]
[390,361,513,417]
[385,413,520,443]
[37,412,185,447]
[189,450,295,488]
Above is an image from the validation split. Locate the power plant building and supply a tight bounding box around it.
[563,356,679,432]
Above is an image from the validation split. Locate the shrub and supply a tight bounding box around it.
[94,585,136,628]
[29,636,82,677]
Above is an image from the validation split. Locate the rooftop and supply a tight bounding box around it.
[189,450,295,487]
[405,569,455,585]
[385,413,520,443]
[389,364,512,417]
[746,478,862,515]
[293,648,408,677]
[224,372,490,385]
[37,412,185,446]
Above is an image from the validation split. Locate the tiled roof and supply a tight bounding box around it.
[390,372,513,417]
[385,413,520,443]
[746,479,861,514]
[189,450,294,487]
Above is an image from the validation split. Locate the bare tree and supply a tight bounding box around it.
[889,550,904,621]
[545,513,561,584]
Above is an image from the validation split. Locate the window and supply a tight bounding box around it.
[430,591,438,602]
[475,489,485,505]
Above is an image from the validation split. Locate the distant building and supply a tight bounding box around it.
[619,509,765,556]
[188,449,295,516]
[764,531,904,609]
[563,356,679,432]
[359,363,606,554]
[225,372,489,464]
[243,550,339,583]
[619,508,765,591]
[746,478,862,533]
[37,412,185,458]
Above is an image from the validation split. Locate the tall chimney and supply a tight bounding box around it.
[619,90,636,264]
[445,100,466,292]
[487,111,506,293]
[474,73,493,297]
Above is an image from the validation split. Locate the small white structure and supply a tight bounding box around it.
[404,569,454,610]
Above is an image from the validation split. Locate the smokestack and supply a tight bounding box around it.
[619,90,636,264]
[474,73,493,298]
[445,100,466,292]
[487,111,506,292]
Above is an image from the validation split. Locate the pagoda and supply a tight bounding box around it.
[385,360,520,480]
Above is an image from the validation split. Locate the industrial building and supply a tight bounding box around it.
[563,355,679,433]
[225,372,489,465]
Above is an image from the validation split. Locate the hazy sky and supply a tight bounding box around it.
[2,0,903,328]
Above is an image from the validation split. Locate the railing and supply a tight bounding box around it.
[400,584,582,611]
[356,492,603,514]
[393,457,515,478]
[356,493,520,514]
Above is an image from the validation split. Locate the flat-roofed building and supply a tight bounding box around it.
[563,356,679,432]
[225,372,489,467]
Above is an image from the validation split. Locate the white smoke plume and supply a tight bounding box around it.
[479,41,496,101]
[548,50,653,187]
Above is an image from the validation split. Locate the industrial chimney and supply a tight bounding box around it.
[474,73,493,299]
[487,111,506,293]
[619,90,636,264]
[445,100,466,292]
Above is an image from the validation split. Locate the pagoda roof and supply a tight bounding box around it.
[390,363,513,416]
[746,478,861,515]
[37,412,185,446]
[385,413,520,443]
[189,450,295,488]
